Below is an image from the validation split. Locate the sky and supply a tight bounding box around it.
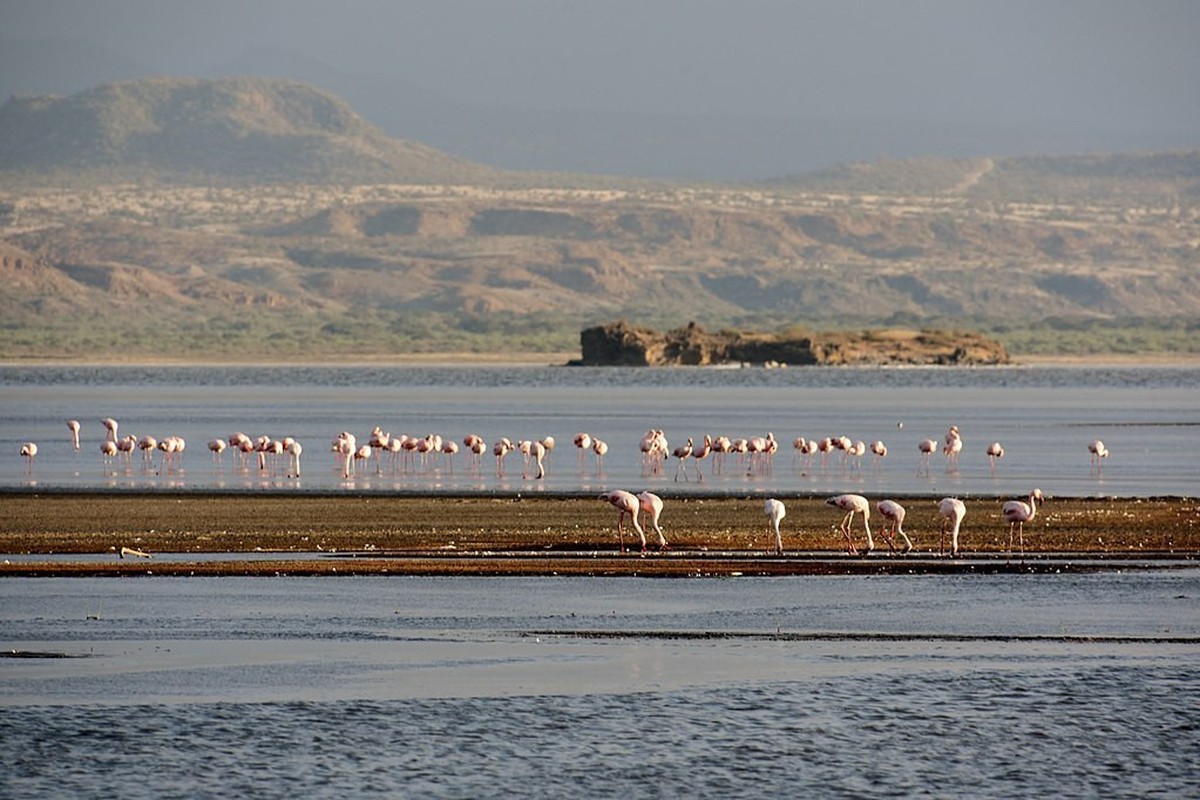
[4,0,1199,178]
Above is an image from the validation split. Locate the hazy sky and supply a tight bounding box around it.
[4,1,1199,177]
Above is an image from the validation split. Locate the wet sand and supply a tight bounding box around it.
[1,492,1196,576]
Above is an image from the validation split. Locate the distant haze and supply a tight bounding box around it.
[3,0,1199,180]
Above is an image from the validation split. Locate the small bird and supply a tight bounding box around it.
[764,498,786,554]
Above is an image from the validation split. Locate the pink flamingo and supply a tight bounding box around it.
[638,491,669,550]
[672,436,694,481]
[441,439,460,473]
[519,439,545,479]
[876,499,914,554]
[826,494,874,555]
[67,420,81,451]
[690,434,711,482]
[917,439,936,476]
[600,489,646,552]
[1089,440,1109,474]
[102,417,119,443]
[937,497,967,557]
[100,439,117,470]
[574,433,592,466]
[539,436,555,464]
[287,440,303,478]
[986,442,1004,475]
[591,438,608,475]
[870,440,887,469]
[943,426,962,472]
[764,498,786,554]
[208,438,227,466]
[137,435,158,469]
[20,442,37,473]
[1002,488,1044,559]
[493,437,513,477]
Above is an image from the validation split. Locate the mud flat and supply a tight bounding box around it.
[0,492,1195,576]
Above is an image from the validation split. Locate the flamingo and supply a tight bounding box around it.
[937,497,967,557]
[764,498,786,554]
[67,420,80,451]
[599,489,645,552]
[690,435,711,482]
[102,417,119,443]
[1002,488,1044,559]
[637,491,669,550]
[1089,440,1109,474]
[917,439,936,476]
[20,442,37,472]
[592,438,608,474]
[137,435,158,469]
[869,440,887,469]
[287,440,303,478]
[943,426,962,472]
[100,439,117,470]
[519,439,545,480]
[493,437,513,477]
[876,499,914,554]
[574,433,592,466]
[986,442,1004,475]
[826,494,874,555]
[208,438,227,466]
[672,436,694,481]
[441,439,460,473]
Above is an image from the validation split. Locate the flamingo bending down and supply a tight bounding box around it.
[1088,440,1109,474]
[102,417,119,443]
[1002,488,1044,559]
[986,442,1004,475]
[876,499,914,554]
[67,420,81,451]
[600,490,646,553]
[764,498,786,554]
[208,438,227,465]
[826,494,874,555]
[638,491,669,550]
[937,497,967,557]
[20,442,38,472]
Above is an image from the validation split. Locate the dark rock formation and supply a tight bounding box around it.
[571,321,1009,366]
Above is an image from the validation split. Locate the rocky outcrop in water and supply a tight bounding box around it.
[570,321,1009,366]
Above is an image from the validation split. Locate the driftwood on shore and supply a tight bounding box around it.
[569,321,1010,367]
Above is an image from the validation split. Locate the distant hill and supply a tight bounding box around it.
[0,77,505,185]
[0,78,1197,360]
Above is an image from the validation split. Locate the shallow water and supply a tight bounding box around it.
[3,364,1198,498]
[1,573,1198,797]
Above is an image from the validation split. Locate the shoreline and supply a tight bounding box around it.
[3,353,1200,369]
[2,492,1196,577]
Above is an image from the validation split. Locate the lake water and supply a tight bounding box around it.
[2,573,1198,797]
[2,363,1198,498]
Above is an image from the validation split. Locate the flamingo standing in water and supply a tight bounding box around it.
[67,420,81,451]
[20,442,37,473]
[826,494,874,555]
[287,440,303,478]
[876,499,914,554]
[943,426,962,472]
[986,442,1004,476]
[208,438,227,466]
[574,433,592,467]
[1002,488,1044,559]
[592,438,608,475]
[690,435,711,482]
[917,439,936,476]
[869,440,887,470]
[937,497,967,557]
[764,498,786,554]
[638,491,669,550]
[672,437,694,482]
[1088,440,1109,474]
[599,490,646,552]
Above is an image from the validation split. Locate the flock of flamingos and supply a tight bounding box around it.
[18,418,1114,559]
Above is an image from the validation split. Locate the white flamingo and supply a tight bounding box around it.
[764,498,786,554]
[826,493,874,555]
[937,497,967,557]
[876,499,914,554]
[1002,488,1044,559]
[67,420,81,451]
[600,489,645,553]
[1089,440,1109,474]
[20,441,37,473]
[638,491,669,550]
[986,442,1004,476]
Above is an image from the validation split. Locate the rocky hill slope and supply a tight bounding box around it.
[0,78,1197,359]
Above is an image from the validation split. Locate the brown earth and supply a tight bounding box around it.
[1,492,1196,576]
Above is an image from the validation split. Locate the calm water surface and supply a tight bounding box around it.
[2,573,1198,797]
[2,364,1198,497]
